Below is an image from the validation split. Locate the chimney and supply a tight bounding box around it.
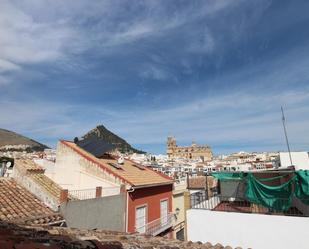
[59,189,68,203]
[120,184,126,193]
[96,186,102,198]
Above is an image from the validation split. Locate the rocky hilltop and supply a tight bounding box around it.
[82,125,145,154]
[0,128,48,152]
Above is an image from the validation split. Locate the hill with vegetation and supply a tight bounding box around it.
[0,128,48,152]
[81,125,145,154]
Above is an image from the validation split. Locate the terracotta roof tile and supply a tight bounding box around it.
[0,221,236,249]
[61,140,173,187]
[15,159,63,199]
[29,174,62,199]
[15,160,44,173]
[188,176,214,189]
[0,178,63,226]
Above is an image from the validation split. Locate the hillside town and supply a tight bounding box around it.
[1,1,309,248]
[0,125,309,248]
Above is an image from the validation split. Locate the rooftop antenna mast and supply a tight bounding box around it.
[281,106,293,166]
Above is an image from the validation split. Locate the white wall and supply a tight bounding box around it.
[279,152,309,170]
[187,209,309,249]
[51,142,120,194]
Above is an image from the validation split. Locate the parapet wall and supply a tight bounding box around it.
[12,166,60,211]
[187,209,309,249]
[60,194,126,231]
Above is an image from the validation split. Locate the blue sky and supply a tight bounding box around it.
[0,0,309,155]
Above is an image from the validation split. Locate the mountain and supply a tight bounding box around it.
[81,125,146,154]
[0,128,48,152]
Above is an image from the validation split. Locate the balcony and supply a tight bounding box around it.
[136,213,174,236]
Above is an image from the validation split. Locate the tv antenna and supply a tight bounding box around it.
[281,106,293,166]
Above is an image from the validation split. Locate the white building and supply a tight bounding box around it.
[277,152,309,170]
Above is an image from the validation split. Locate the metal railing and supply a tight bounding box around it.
[190,191,309,217]
[136,213,174,236]
[68,186,120,200]
[68,188,96,200]
[102,186,121,197]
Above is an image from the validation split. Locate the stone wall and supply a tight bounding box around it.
[167,137,212,161]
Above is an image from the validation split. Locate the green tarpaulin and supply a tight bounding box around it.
[245,173,296,211]
[212,170,309,211]
[295,170,309,205]
[211,172,244,181]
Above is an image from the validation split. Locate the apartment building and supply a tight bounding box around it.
[55,139,174,236]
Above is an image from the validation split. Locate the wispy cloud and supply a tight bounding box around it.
[0,0,308,155]
[0,1,75,66]
[0,0,242,84]
[1,85,308,154]
[0,59,20,73]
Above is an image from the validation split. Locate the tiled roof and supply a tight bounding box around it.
[0,178,63,226]
[15,159,63,199]
[0,221,237,249]
[15,159,44,173]
[188,176,214,189]
[61,140,173,187]
[30,174,62,199]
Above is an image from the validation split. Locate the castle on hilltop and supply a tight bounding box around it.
[166,136,212,161]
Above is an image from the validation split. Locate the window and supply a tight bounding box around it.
[135,205,146,233]
[160,199,168,225]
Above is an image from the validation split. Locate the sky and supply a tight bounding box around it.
[0,0,309,155]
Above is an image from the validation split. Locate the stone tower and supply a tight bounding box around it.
[167,136,176,158]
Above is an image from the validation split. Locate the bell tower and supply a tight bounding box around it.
[167,136,176,158]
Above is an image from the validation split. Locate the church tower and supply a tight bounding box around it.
[166,136,176,158]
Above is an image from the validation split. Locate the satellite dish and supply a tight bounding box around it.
[117,156,124,165]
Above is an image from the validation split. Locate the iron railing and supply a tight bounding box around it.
[68,186,120,200]
[135,213,174,236]
[101,186,120,197]
[190,191,309,217]
[68,188,96,200]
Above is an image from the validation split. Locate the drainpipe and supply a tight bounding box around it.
[205,172,208,199]
[125,191,129,232]
[122,184,134,232]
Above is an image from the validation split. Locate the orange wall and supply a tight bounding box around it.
[127,184,173,233]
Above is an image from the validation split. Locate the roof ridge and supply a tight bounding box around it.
[60,140,133,186]
[60,140,173,187]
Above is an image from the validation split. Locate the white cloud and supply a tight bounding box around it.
[0,0,243,72]
[0,59,20,73]
[1,87,308,153]
[0,0,307,155]
[0,0,81,77]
